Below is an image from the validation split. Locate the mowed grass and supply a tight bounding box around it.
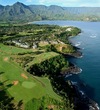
[0,43,33,54]
[0,43,61,104]
[26,52,59,67]
[22,81,36,89]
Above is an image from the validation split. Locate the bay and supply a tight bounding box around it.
[33,20,100,105]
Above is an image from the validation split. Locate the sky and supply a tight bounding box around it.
[0,0,100,7]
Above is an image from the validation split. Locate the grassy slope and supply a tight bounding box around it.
[0,43,61,105]
[26,52,59,67]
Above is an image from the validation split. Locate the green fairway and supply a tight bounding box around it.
[0,43,61,105]
[0,43,33,54]
[26,52,59,68]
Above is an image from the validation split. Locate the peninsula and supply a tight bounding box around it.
[0,23,82,110]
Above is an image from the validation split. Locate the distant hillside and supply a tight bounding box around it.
[0,2,100,23]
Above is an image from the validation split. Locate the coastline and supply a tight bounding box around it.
[65,30,100,110]
[1,21,100,109]
[61,62,82,76]
[26,21,99,110]
[62,50,83,58]
[69,81,100,110]
[61,30,83,74]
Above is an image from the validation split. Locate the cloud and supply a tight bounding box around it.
[38,0,79,6]
[39,0,45,4]
[0,0,100,7]
[79,0,100,7]
[26,0,33,3]
[38,0,100,7]
[80,3,100,7]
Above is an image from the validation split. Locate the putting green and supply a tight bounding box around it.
[22,81,36,89]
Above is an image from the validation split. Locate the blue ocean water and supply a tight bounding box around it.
[33,20,100,105]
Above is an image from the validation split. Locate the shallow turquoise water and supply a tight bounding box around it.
[33,20,100,105]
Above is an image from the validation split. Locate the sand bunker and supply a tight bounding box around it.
[21,73,28,79]
[4,57,8,61]
[48,105,54,109]
[13,80,19,85]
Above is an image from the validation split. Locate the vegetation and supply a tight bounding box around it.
[27,53,69,76]
[0,24,81,54]
[0,24,81,110]
[0,79,23,110]
[25,95,73,110]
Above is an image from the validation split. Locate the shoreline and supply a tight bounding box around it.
[61,62,82,76]
[66,30,100,110]
[60,31,83,75]
[62,50,83,58]
[70,81,100,110]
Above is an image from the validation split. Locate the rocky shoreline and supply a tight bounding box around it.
[64,40,100,110]
[62,50,83,58]
[61,62,82,76]
[69,81,100,110]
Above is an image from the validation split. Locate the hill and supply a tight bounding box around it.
[0,2,100,23]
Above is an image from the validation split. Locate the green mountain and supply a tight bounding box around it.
[0,2,100,23]
[0,2,41,23]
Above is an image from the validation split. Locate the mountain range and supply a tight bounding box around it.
[0,2,100,23]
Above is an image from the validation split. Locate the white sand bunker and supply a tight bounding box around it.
[22,81,36,89]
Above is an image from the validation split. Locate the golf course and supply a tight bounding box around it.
[0,24,81,110]
[0,43,62,109]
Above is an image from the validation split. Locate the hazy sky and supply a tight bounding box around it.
[0,0,100,7]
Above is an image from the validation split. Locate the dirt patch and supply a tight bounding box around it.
[13,80,19,85]
[21,73,28,79]
[59,46,63,51]
[48,105,54,109]
[4,57,8,62]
